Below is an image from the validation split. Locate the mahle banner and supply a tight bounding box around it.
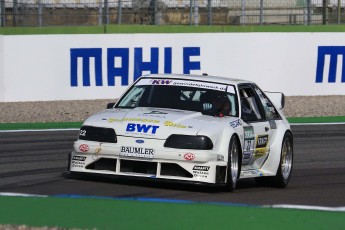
[1,33,345,102]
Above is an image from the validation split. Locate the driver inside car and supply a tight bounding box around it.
[201,91,231,117]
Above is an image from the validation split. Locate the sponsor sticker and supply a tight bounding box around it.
[135,139,145,144]
[137,79,227,92]
[108,117,160,123]
[150,79,173,85]
[71,155,86,168]
[71,161,85,168]
[230,119,242,128]
[193,165,210,178]
[192,166,210,171]
[72,156,86,161]
[164,121,187,128]
[256,134,268,148]
[184,153,195,161]
[126,123,160,135]
[242,126,254,164]
[254,134,269,158]
[79,144,89,152]
[120,146,154,158]
[144,111,168,115]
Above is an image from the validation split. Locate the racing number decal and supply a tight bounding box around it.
[79,129,86,136]
[243,126,254,164]
[244,140,251,151]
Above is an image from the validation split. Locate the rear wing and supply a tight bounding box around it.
[264,92,285,110]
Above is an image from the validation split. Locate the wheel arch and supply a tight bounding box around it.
[217,127,243,164]
[260,127,292,175]
[231,133,242,168]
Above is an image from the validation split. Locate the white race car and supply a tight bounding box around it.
[69,74,293,191]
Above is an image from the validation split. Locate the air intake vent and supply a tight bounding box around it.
[79,126,117,143]
[86,158,117,171]
[161,163,193,178]
[120,160,157,175]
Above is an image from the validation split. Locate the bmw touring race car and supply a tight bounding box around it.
[69,74,293,191]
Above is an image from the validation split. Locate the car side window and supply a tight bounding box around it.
[253,86,280,120]
[239,86,264,122]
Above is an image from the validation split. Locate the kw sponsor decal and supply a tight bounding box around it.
[150,79,172,84]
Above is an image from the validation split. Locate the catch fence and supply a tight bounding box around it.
[0,0,344,27]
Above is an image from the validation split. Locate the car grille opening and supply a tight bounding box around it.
[160,163,193,178]
[120,160,157,175]
[84,158,195,179]
[85,158,117,171]
[216,166,226,183]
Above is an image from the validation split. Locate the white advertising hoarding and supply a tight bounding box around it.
[1,33,345,102]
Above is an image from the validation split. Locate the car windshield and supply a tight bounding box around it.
[116,78,239,117]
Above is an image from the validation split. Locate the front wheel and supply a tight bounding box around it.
[225,135,240,192]
[274,131,293,187]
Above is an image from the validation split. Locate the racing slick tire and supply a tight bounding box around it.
[225,135,241,192]
[256,131,293,188]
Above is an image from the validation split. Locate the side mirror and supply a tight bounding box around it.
[264,92,285,110]
[107,102,116,109]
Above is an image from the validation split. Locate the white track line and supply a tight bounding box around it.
[0,192,47,198]
[266,204,345,212]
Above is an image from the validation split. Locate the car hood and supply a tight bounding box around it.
[82,107,238,139]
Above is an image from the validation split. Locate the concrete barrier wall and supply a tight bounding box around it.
[1,33,345,102]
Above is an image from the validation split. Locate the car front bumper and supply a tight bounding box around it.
[69,140,228,184]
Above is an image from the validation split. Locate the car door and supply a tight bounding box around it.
[238,84,277,170]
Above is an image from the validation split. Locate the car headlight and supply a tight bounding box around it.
[79,125,117,143]
[164,135,213,150]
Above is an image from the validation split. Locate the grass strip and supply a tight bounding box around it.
[2,25,345,35]
[287,116,345,123]
[0,196,344,230]
[1,116,345,130]
[0,122,82,130]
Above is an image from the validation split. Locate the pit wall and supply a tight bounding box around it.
[0,32,344,102]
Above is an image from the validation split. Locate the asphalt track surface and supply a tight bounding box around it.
[0,124,344,207]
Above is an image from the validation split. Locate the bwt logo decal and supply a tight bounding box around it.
[126,123,160,134]
[316,46,345,83]
[70,47,201,87]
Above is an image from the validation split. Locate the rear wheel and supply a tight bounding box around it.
[225,135,240,192]
[256,131,293,188]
